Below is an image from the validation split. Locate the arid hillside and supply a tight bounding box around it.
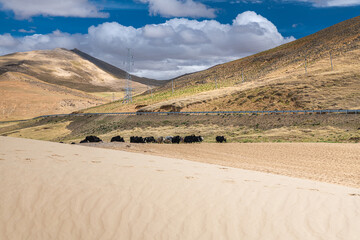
[0,48,166,120]
[0,48,155,93]
[0,72,105,121]
[84,16,360,113]
[168,15,360,89]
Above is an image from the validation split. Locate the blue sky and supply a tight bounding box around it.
[1,0,359,79]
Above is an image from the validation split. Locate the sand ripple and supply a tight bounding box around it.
[0,136,360,239]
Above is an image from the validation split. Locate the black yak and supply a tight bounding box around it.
[111,136,125,142]
[216,136,226,143]
[145,136,156,143]
[172,136,182,144]
[184,135,203,143]
[164,136,173,144]
[156,136,164,143]
[80,135,102,143]
[130,136,145,143]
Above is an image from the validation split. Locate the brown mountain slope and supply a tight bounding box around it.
[137,48,360,112]
[0,48,152,94]
[167,15,360,89]
[0,72,105,121]
[129,16,360,112]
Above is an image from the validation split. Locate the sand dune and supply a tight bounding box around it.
[0,136,359,239]
[95,142,360,188]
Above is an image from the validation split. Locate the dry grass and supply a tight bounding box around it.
[80,124,359,144]
[3,121,71,141]
[89,92,125,102]
[0,122,20,128]
[2,114,358,144]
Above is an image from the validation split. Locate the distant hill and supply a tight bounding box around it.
[83,16,360,113]
[0,48,160,93]
[0,48,165,120]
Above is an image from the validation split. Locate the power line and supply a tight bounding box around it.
[123,48,134,104]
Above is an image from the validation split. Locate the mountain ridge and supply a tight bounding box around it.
[71,48,166,87]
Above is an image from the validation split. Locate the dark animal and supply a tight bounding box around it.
[172,136,182,144]
[164,136,173,144]
[184,135,203,143]
[184,135,193,143]
[111,136,125,142]
[156,136,164,144]
[130,136,145,143]
[216,136,226,143]
[79,135,103,143]
[145,136,156,143]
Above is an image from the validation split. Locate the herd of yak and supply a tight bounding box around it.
[78,135,227,144]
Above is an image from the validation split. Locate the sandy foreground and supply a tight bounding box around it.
[1,137,360,240]
[89,142,360,188]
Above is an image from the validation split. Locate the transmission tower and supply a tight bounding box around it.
[123,48,134,104]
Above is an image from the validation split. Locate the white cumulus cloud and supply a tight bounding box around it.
[287,0,360,7]
[138,0,216,18]
[0,30,80,53]
[18,29,36,33]
[0,0,109,19]
[0,11,295,80]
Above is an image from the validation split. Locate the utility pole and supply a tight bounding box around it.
[172,80,174,95]
[147,85,153,98]
[330,52,333,71]
[112,92,115,102]
[215,76,218,89]
[123,48,134,104]
[148,79,153,98]
[304,56,307,75]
